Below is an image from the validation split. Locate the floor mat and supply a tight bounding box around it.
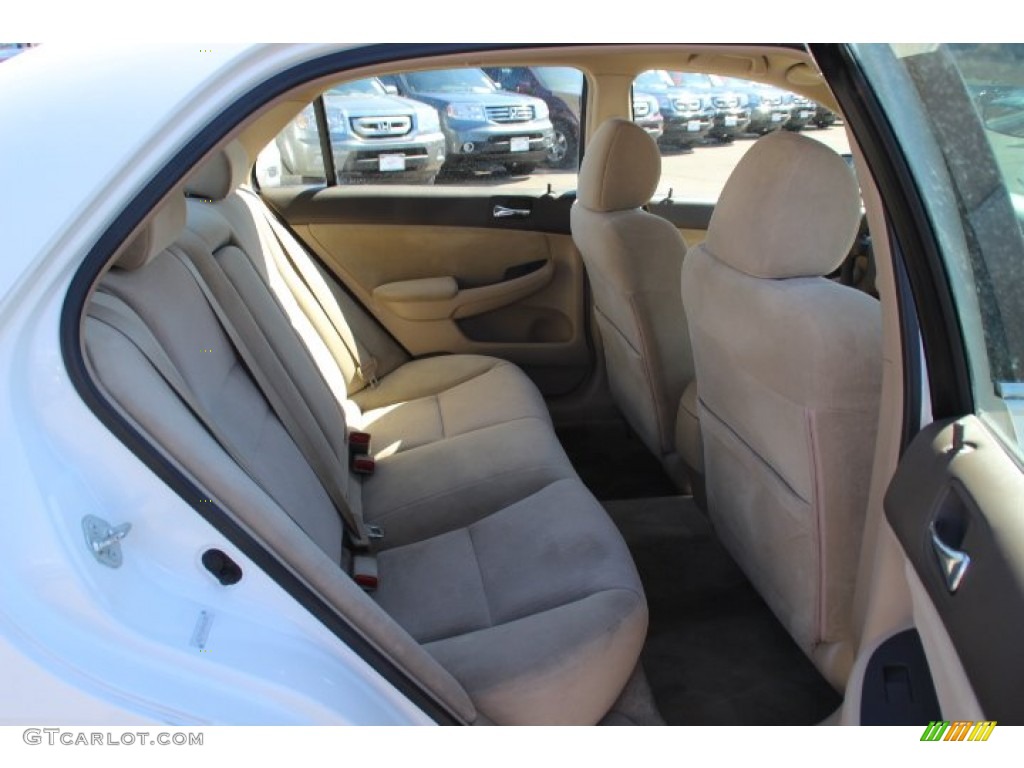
[555,421,677,500]
[604,496,843,725]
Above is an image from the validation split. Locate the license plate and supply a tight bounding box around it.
[800,110,812,119]
[771,113,784,122]
[510,136,530,152]
[379,154,406,172]
[686,120,702,132]
[724,116,738,127]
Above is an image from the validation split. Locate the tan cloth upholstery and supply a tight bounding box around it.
[116,191,186,270]
[682,131,882,667]
[706,130,863,279]
[85,154,648,725]
[577,117,661,212]
[572,118,697,461]
[185,141,250,201]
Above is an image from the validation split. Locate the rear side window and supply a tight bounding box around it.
[256,66,587,194]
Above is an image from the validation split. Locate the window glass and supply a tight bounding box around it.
[631,70,849,203]
[854,43,1024,456]
[259,66,588,191]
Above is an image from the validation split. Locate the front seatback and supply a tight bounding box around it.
[571,119,694,463]
[681,131,882,683]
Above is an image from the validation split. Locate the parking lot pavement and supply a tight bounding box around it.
[436,126,851,202]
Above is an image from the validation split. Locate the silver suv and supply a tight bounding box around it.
[276,77,446,184]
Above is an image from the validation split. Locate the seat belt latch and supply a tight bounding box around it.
[353,554,379,591]
[348,430,371,456]
[352,454,376,475]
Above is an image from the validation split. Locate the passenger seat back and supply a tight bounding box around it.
[682,131,882,684]
[571,119,697,480]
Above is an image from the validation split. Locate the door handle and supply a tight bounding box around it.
[493,205,531,219]
[929,521,971,594]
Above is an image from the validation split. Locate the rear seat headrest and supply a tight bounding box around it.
[185,140,250,201]
[116,192,186,270]
[577,118,661,213]
[705,130,861,279]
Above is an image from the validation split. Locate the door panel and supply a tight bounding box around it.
[263,187,590,396]
[886,416,1024,722]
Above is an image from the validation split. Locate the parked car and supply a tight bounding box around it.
[483,66,582,169]
[666,72,753,141]
[1,43,1022,739]
[634,69,714,149]
[718,77,793,135]
[380,68,553,175]
[631,90,664,140]
[813,103,839,129]
[275,77,445,184]
[784,93,818,131]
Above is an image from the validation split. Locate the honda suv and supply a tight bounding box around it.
[276,77,446,184]
[634,69,714,149]
[380,68,554,175]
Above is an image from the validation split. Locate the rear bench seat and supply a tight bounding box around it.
[83,143,647,725]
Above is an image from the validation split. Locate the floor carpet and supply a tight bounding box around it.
[603,496,843,725]
[554,421,677,500]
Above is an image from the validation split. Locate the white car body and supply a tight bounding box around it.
[0,43,430,725]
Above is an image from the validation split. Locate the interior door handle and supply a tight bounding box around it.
[929,521,971,594]
[493,205,531,219]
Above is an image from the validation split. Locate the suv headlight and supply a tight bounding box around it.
[533,100,549,121]
[325,109,348,134]
[419,107,440,132]
[446,103,485,121]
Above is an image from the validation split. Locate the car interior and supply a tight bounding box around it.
[74,44,981,725]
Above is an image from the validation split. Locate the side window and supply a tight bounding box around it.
[256,67,587,192]
[855,44,1024,457]
[630,69,850,204]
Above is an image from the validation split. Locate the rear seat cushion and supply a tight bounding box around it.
[355,355,551,455]
[375,477,648,725]
[363,418,575,549]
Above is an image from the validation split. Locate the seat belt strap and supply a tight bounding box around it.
[86,292,293,517]
[170,240,373,550]
[237,189,379,388]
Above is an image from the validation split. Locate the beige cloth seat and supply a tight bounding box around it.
[184,148,553,460]
[85,170,646,724]
[681,131,882,682]
[571,118,699,486]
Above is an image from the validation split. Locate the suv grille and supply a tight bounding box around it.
[351,115,413,138]
[714,95,740,109]
[672,98,702,112]
[486,104,535,122]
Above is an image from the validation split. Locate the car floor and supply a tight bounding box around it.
[558,420,842,726]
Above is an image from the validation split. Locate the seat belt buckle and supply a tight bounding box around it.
[352,454,376,475]
[359,358,380,389]
[352,554,378,591]
[348,430,371,456]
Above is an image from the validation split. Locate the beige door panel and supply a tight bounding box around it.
[296,222,590,388]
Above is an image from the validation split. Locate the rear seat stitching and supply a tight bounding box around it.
[434,395,446,440]
[466,526,495,629]
[421,587,644,647]
[367,465,565,525]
